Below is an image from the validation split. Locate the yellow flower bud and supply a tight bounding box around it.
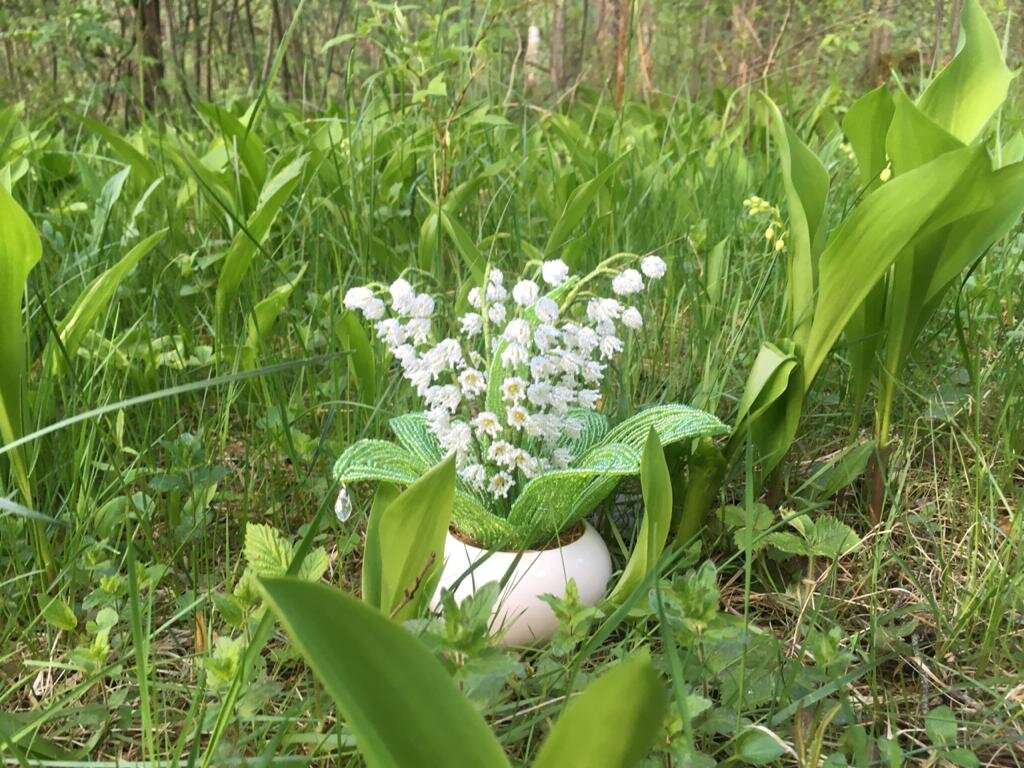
[879,166,892,182]
[775,238,785,252]
[765,226,774,240]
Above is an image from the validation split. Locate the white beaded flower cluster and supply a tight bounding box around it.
[344,255,667,506]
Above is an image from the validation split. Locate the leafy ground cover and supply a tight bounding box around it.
[1,2,1024,765]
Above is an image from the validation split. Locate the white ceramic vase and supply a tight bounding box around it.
[433,522,612,646]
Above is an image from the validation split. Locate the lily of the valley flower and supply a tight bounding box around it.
[344,257,665,504]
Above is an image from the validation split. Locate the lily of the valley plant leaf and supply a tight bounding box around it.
[335,255,728,550]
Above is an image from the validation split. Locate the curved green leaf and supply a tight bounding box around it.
[599,404,729,451]
[333,440,428,487]
[506,444,642,547]
[214,154,306,335]
[764,97,830,347]
[389,413,443,466]
[0,185,41,504]
[335,310,377,405]
[607,429,672,605]
[543,154,628,258]
[198,102,268,189]
[260,578,509,768]
[918,0,1012,144]
[366,455,455,620]
[886,90,962,176]
[803,146,989,385]
[842,86,894,187]
[532,653,665,768]
[241,265,306,370]
[49,229,167,375]
[556,408,609,459]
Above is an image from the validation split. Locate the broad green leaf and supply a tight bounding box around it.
[543,154,627,258]
[0,185,41,504]
[764,99,830,347]
[810,440,876,498]
[506,406,727,549]
[73,114,157,183]
[733,342,799,426]
[844,280,887,424]
[40,597,77,631]
[333,439,509,550]
[760,531,810,556]
[882,161,1023,393]
[240,265,306,369]
[244,523,295,577]
[88,166,131,254]
[734,725,788,764]
[163,138,238,217]
[360,482,400,609]
[886,91,962,176]
[728,340,802,476]
[295,547,330,582]
[370,455,455,620]
[556,408,609,460]
[0,710,73,760]
[607,429,673,605]
[1001,132,1024,167]
[417,210,439,272]
[214,155,306,334]
[49,229,167,375]
[805,515,861,559]
[918,0,1012,144]
[842,86,895,187]
[924,705,958,747]
[674,437,728,545]
[803,146,988,386]
[198,101,268,189]
[532,653,665,768]
[921,160,1024,312]
[335,310,377,404]
[260,578,509,768]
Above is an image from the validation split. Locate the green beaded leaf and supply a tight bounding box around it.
[598,404,729,451]
[389,413,443,466]
[332,437,514,547]
[557,408,610,459]
[333,440,427,487]
[335,404,729,550]
[505,444,642,548]
[451,492,517,550]
[503,404,728,548]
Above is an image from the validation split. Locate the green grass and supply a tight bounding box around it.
[2,18,1024,767]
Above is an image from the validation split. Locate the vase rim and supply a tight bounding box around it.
[448,520,593,554]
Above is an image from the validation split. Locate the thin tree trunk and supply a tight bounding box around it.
[551,0,565,89]
[524,21,541,93]
[636,0,655,99]
[323,0,351,102]
[245,0,259,84]
[204,0,218,100]
[271,0,293,99]
[613,0,631,107]
[574,0,588,85]
[134,0,164,111]
[867,0,895,84]
[190,0,201,94]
